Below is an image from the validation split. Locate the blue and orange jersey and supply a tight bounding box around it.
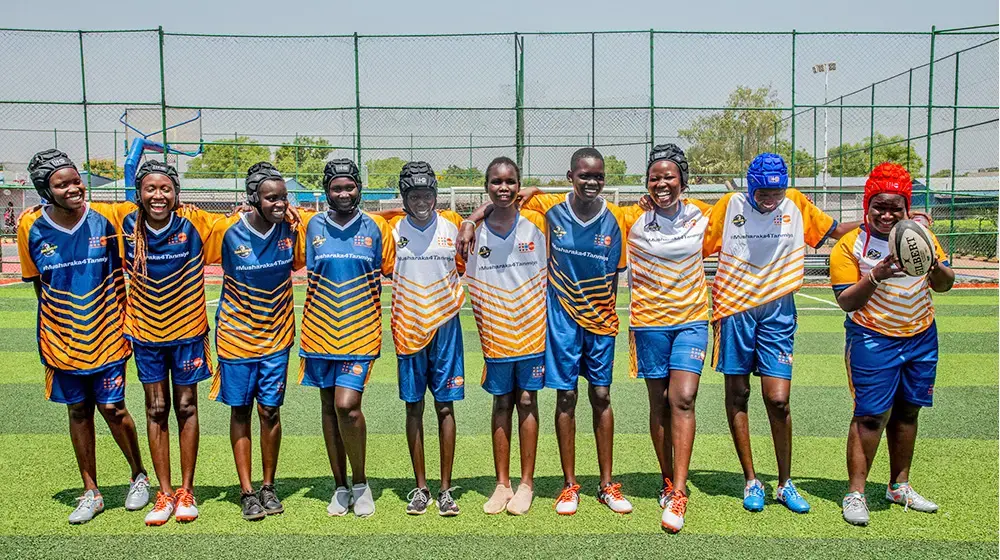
[17,204,130,373]
[95,202,223,346]
[703,189,836,321]
[522,193,627,336]
[830,226,948,337]
[389,210,466,356]
[203,213,304,362]
[621,198,712,329]
[295,210,394,360]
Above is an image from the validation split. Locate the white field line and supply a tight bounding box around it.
[796,292,841,307]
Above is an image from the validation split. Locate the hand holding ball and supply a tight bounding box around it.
[889,219,935,276]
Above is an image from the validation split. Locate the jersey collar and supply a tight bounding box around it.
[241,212,276,240]
[324,209,361,231]
[566,193,606,227]
[41,203,90,235]
[144,213,174,236]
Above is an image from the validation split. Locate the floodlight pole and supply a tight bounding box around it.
[815,61,836,210]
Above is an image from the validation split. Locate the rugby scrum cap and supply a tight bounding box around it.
[135,159,180,189]
[746,152,787,212]
[647,143,689,186]
[398,161,438,195]
[245,161,284,208]
[324,158,362,189]
[28,149,77,202]
[864,162,912,215]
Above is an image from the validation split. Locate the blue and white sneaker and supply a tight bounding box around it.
[776,479,810,513]
[743,479,765,512]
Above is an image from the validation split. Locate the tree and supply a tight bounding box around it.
[84,159,123,180]
[437,165,484,188]
[930,169,952,178]
[826,134,924,177]
[364,157,408,189]
[273,136,333,190]
[185,137,271,180]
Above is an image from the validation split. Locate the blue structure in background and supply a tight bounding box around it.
[121,110,202,202]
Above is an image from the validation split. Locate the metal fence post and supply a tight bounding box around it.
[514,33,524,169]
[790,29,796,185]
[649,29,655,147]
[353,32,362,166]
[78,31,92,194]
[868,84,876,170]
[158,26,168,158]
[949,51,960,258]
[924,26,936,213]
[591,32,596,147]
[906,68,913,171]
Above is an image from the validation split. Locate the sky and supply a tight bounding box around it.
[6,0,998,35]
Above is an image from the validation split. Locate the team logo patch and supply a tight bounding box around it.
[927,385,934,396]
[767,175,782,185]
[167,232,187,245]
[276,381,285,394]
[689,348,706,362]
[234,244,252,258]
[312,235,326,248]
[531,365,545,379]
[124,234,136,247]
[685,218,699,228]
[478,246,492,258]
[732,214,746,227]
[594,234,612,247]
[644,221,661,232]
[353,235,373,247]
[552,225,567,238]
[447,376,465,388]
[40,242,58,257]
[88,236,107,249]
[517,241,535,253]
[772,214,791,226]
[437,236,454,248]
[102,375,124,390]
[182,357,205,372]
[397,236,409,248]
[777,351,793,365]
[865,248,882,260]
[277,237,293,251]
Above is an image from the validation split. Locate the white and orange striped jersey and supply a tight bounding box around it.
[704,189,836,321]
[389,210,466,357]
[465,210,547,361]
[623,198,712,328]
[830,226,948,337]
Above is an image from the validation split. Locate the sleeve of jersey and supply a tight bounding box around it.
[372,214,396,276]
[609,204,629,272]
[685,197,713,216]
[439,209,464,228]
[930,232,950,266]
[90,201,136,231]
[293,210,319,271]
[183,207,229,243]
[16,212,40,281]
[702,193,732,257]
[520,209,547,232]
[829,232,861,296]
[521,192,565,214]
[619,204,643,231]
[202,214,241,265]
[788,189,837,248]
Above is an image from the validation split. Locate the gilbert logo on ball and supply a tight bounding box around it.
[889,219,935,276]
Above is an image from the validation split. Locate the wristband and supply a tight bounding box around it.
[461,219,476,228]
[867,271,880,287]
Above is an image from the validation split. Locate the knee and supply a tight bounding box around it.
[435,402,454,420]
[764,393,790,416]
[891,404,920,425]
[493,393,515,414]
[405,401,424,418]
[515,391,536,412]
[232,405,253,424]
[173,396,197,422]
[589,388,611,410]
[98,402,127,423]
[146,398,170,423]
[556,390,578,412]
[68,402,92,422]
[728,385,751,408]
[855,414,884,432]
[257,404,280,425]
[334,399,361,424]
[669,389,698,413]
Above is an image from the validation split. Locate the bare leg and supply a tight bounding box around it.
[68,402,99,491]
[143,380,173,494]
[667,370,700,493]
[491,392,515,487]
[97,401,146,479]
[320,388,347,487]
[846,412,890,493]
[886,400,921,485]
[724,375,756,481]
[405,400,427,489]
[644,378,671,481]
[230,405,254,493]
[514,389,539,488]
[554,389,578,486]
[172,384,200,491]
[333,387,366,484]
[761,376,792,483]
[589,385,614,488]
[435,400,456,490]
[257,404,281,487]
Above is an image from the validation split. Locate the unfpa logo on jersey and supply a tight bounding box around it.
[102,375,124,390]
[732,214,746,227]
[594,234,612,247]
[234,244,252,258]
[437,236,454,248]
[167,232,187,245]
[340,362,365,376]
[40,242,58,257]
[277,237,293,251]
[181,357,204,372]
[777,351,793,365]
[447,376,465,389]
[517,241,535,253]
[531,365,545,379]
[689,348,706,362]
[88,236,107,249]
[866,248,882,260]
[773,214,791,226]
[311,235,326,248]
[477,246,492,258]
[552,225,567,238]
[353,235,373,247]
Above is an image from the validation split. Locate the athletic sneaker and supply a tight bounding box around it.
[661,490,688,533]
[144,492,175,526]
[327,486,351,516]
[659,477,675,509]
[174,488,199,522]
[125,473,150,511]
[842,492,869,526]
[506,483,533,516]
[597,482,633,514]
[437,488,460,517]
[776,479,810,513]
[352,483,375,518]
[554,483,580,516]
[483,484,513,515]
[743,479,765,512]
[405,487,431,515]
[68,490,104,524]
[886,483,938,513]
[241,492,266,521]
[259,484,283,515]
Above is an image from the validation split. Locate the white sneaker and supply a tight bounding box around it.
[68,490,104,524]
[144,492,175,526]
[125,473,150,511]
[352,483,375,518]
[327,486,351,516]
[174,488,199,522]
[554,484,580,515]
[597,482,633,514]
[886,483,939,513]
[661,491,688,533]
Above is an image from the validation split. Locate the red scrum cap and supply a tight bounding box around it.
[864,162,912,215]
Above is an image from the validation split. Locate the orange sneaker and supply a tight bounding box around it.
[174,488,199,522]
[554,483,580,515]
[659,477,675,509]
[144,492,175,526]
[661,490,688,533]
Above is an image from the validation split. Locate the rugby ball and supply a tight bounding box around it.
[889,219,935,276]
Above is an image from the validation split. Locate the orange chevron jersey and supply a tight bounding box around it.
[622,199,711,328]
[522,193,627,336]
[295,211,394,359]
[465,210,548,361]
[703,190,836,321]
[204,214,304,362]
[830,227,948,337]
[115,204,222,346]
[389,210,466,356]
[17,204,130,373]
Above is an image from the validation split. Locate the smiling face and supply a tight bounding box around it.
[866,193,908,235]
[646,159,684,210]
[326,177,360,215]
[403,188,436,221]
[138,173,176,225]
[257,179,288,224]
[568,157,605,203]
[47,167,85,211]
[486,163,520,209]
[752,187,786,213]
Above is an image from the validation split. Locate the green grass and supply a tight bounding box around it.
[0,285,996,559]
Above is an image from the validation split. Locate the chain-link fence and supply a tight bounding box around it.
[1,26,997,278]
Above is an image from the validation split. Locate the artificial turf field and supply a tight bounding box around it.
[0,284,996,559]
